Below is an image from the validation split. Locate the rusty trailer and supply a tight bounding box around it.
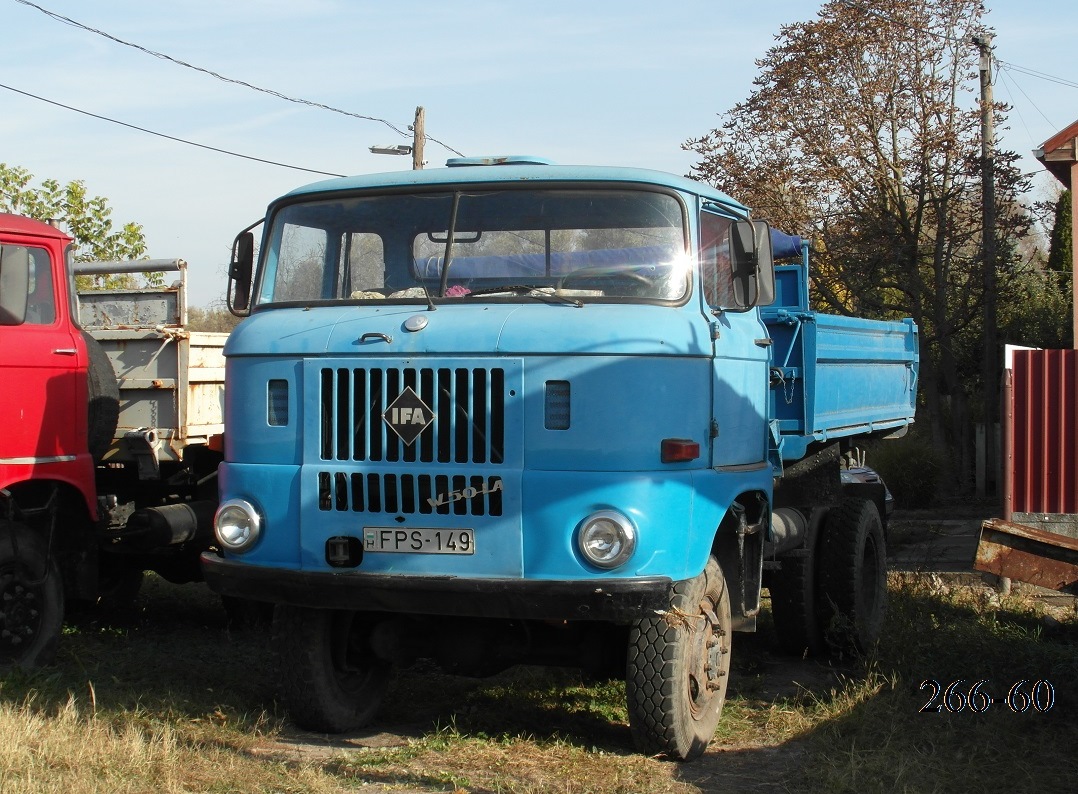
[975,518,1078,595]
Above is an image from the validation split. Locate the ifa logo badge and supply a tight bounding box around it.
[382,387,434,445]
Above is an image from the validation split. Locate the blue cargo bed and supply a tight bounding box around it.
[762,252,919,462]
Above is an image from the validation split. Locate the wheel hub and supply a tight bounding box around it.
[687,596,728,716]
[0,574,41,654]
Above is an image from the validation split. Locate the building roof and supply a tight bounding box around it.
[1035,119,1078,187]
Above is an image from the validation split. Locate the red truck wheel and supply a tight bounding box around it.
[0,521,64,669]
[626,555,731,761]
[272,605,389,732]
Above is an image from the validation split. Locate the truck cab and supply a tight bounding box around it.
[1,215,98,665]
[1,214,227,669]
[203,160,917,760]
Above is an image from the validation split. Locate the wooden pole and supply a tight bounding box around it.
[412,106,425,170]
[975,33,999,499]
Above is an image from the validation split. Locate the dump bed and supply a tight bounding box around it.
[75,260,226,465]
[761,252,919,463]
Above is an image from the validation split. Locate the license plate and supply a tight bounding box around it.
[363,527,474,555]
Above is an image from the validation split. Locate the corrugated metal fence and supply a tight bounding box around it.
[1007,349,1078,515]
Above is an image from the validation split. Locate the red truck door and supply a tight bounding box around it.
[0,242,82,465]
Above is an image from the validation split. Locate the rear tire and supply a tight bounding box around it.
[626,555,731,761]
[816,498,887,655]
[769,548,825,657]
[0,521,64,669]
[272,605,389,732]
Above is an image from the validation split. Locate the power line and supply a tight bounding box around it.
[996,65,1055,135]
[996,60,1078,91]
[12,0,465,157]
[0,81,347,178]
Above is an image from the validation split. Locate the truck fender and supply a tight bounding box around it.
[710,492,768,631]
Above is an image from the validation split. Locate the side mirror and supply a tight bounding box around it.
[730,220,776,309]
[0,245,30,326]
[228,230,255,316]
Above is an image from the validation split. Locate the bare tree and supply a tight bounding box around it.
[685,0,1032,490]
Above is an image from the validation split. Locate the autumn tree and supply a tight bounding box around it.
[685,0,1031,491]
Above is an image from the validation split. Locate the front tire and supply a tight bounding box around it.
[626,555,732,761]
[272,605,389,732]
[0,521,64,669]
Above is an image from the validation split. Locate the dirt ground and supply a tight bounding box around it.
[250,505,1075,793]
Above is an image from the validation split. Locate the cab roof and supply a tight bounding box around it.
[280,160,749,216]
[0,212,72,241]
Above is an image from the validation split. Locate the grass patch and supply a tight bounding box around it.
[0,572,1075,792]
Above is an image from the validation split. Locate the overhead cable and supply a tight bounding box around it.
[996,60,1078,91]
[0,81,347,178]
[13,0,465,157]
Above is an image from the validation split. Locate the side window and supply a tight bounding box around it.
[700,212,734,308]
[25,247,56,325]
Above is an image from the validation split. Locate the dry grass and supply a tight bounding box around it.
[0,571,1074,793]
[0,694,343,794]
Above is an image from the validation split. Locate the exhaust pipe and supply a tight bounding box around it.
[110,501,217,552]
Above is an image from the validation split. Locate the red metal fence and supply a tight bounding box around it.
[1007,349,1078,515]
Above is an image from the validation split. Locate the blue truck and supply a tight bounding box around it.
[201,157,918,761]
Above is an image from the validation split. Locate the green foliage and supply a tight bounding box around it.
[869,432,945,509]
[1047,190,1073,274]
[0,163,148,290]
[998,259,1072,350]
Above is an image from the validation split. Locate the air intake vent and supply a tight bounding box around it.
[544,381,571,430]
[320,367,505,465]
[318,471,503,516]
[267,380,289,426]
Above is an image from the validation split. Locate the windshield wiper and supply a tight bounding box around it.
[466,284,582,307]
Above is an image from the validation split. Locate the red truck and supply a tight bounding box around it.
[0,213,225,667]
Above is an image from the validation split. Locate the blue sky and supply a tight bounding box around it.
[1,0,1075,306]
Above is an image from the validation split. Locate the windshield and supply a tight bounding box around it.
[255,188,688,306]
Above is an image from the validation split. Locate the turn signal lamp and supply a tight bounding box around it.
[661,438,700,463]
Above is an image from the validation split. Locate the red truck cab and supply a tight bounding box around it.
[0,213,99,666]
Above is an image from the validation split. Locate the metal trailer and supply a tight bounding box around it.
[75,260,226,474]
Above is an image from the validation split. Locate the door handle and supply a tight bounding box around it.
[52,348,78,355]
[359,332,393,344]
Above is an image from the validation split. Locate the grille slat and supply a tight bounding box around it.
[318,471,503,517]
[320,366,506,465]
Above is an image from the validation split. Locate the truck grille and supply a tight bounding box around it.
[317,471,504,516]
[319,367,505,464]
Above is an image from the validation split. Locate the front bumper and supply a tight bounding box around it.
[201,552,672,622]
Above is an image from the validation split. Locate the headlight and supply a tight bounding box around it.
[214,498,262,552]
[577,510,636,570]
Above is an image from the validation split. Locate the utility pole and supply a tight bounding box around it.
[975,32,998,499]
[411,106,425,170]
